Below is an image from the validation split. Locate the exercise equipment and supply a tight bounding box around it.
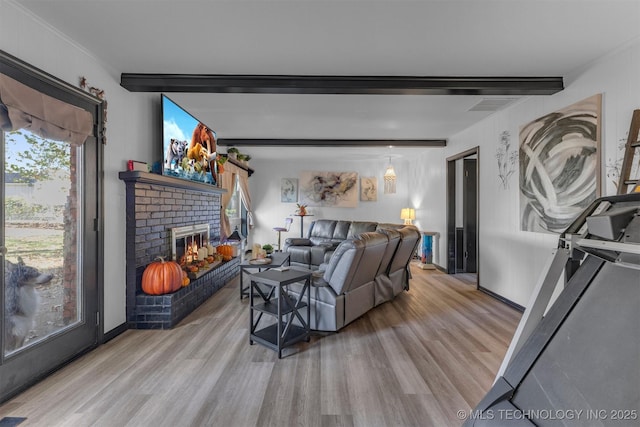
[465,193,640,426]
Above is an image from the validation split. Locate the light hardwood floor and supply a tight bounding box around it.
[0,265,521,427]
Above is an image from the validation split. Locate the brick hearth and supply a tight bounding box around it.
[120,171,237,329]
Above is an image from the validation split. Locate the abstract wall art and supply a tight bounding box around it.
[519,94,602,234]
[298,171,358,208]
[360,176,378,201]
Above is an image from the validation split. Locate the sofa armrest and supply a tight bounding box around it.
[284,237,312,247]
[323,250,336,264]
[310,244,336,266]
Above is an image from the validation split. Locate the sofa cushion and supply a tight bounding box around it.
[288,245,311,265]
[343,231,388,293]
[387,226,421,293]
[374,228,402,306]
[322,239,363,295]
[376,228,401,276]
[389,226,420,273]
[309,219,337,239]
[310,244,335,266]
[332,221,351,240]
[347,221,378,239]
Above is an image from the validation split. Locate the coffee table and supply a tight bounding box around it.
[239,251,290,299]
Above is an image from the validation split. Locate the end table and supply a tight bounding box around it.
[249,268,312,358]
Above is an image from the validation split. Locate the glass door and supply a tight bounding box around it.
[1,128,99,401]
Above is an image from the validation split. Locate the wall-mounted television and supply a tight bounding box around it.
[161,94,217,185]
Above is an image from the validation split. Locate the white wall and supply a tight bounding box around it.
[1,1,157,332]
[247,156,412,248]
[409,39,640,307]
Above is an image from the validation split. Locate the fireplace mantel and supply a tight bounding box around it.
[118,170,227,194]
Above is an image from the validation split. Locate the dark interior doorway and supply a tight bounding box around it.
[446,147,479,286]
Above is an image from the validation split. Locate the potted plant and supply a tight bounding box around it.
[216,154,227,174]
[237,153,252,167]
[227,147,240,160]
[296,203,307,216]
[262,244,274,255]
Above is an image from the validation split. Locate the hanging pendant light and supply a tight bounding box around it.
[383,157,396,194]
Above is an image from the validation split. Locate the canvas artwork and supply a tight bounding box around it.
[299,171,358,208]
[519,94,602,234]
[360,176,378,201]
[281,178,298,203]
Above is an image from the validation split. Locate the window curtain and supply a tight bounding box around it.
[0,73,93,145]
[220,161,254,239]
[219,169,236,241]
[237,168,253,230]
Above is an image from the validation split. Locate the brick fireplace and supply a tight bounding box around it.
[119,171,239,329]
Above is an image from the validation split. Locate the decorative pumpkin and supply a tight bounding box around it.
[141,256,183,295]
[182,271,190,287]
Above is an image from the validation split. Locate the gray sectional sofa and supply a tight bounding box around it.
[283,219,405,270]
[287,224,421,331]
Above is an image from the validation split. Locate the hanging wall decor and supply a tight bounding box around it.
[360,176,378,201]
[280,178,298,202]
[298,170,358,208]
[519,94,602,234]
[79,76,107,144]
[383,158,397,194]
[496,131,517,190]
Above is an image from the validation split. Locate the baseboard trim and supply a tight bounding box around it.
[478,286,525,312]
[434,264,446,273]
[102,323,128,344]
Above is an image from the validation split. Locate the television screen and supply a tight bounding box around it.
[161,94,217,185]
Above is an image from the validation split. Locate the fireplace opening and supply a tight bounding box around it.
[171,224,211,262]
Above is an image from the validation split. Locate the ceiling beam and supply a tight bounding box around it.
[121,74,563,95]
[217,139,446,147]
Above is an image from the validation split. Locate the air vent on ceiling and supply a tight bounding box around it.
[468,98,518,112]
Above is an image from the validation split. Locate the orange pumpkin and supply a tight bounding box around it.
[141,256,183,295]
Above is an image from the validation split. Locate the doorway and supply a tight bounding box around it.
[446,147,479,287]
[1,51,103,402]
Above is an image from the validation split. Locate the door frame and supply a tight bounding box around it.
[446,147,480,286]
[0,49,105,402]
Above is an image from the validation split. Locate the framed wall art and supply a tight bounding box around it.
[298,171,358,208]
[360,176,378,201]
[519,94,602,233]
[281,178,298,203]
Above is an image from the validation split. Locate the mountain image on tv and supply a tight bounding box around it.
[162,94,217,185]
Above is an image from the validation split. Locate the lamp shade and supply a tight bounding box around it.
[401,208,415,224]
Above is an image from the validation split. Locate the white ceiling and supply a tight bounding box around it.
[13,0,640,160]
